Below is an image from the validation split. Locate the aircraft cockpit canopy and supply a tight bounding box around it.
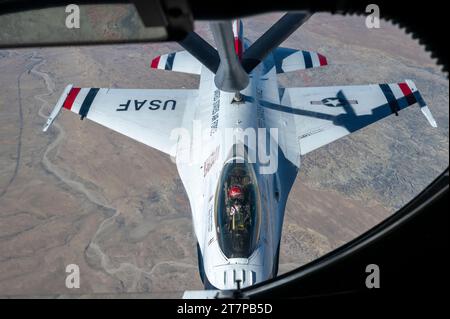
[215,160,261,259]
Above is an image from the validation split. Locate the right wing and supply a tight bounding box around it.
[43,85,197,156]
[263,80,436,164]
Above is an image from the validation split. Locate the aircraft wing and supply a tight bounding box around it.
[264,80,437,159]
[43,85,197,156]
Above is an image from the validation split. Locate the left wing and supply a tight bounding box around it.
[43,85,197,156]
[263,80,437,161]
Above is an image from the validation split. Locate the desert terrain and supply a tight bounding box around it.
[0,12,448,298]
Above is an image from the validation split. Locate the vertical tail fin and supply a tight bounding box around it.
[232,19,244,60]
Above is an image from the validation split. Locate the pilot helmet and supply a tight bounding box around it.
[228,185,243,199]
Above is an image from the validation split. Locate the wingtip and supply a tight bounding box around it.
[404,79,437,128]
[42,116,53,132]
[42,84,73,133]
[421,106,438,128]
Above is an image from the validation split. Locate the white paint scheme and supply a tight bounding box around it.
[153,50,203,74]
[43,19,437,291]
[274,47,327,73]
[278,81,437,155]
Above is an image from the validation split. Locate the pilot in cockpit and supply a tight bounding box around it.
[227,185,250,232]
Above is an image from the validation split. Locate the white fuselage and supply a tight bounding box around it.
[174,38,298,290]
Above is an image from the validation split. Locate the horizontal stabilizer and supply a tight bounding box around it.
[151,50,202,75]
[242,12,311,73]
[274,47,327,73]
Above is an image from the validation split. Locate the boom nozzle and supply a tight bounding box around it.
[210,21,249,93]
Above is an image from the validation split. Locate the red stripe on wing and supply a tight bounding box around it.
[63,87,81,110]
[398,82,417,105]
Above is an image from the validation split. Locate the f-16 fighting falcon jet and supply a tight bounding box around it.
[43,14,437,291]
